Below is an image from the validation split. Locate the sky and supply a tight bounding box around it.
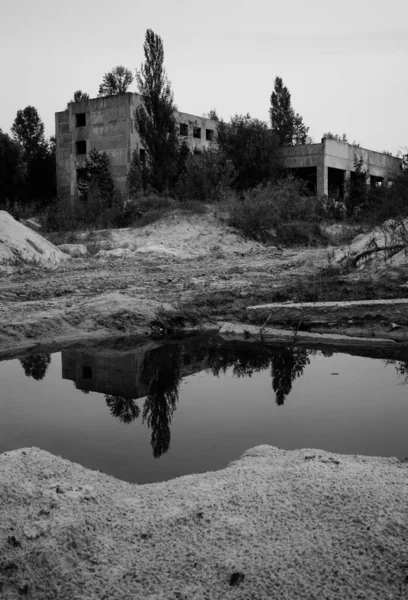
[1,0,407,155]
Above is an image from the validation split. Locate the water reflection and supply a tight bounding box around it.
[19,354,51,381]
[105,395,140,423]
[15,337,407,460]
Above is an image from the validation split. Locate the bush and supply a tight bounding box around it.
[175,148,235,202]
[227,176,325,245]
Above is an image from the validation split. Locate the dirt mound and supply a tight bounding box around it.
[334,218,408,272]
[0,445,407,599]
[76,212,268,259]
[0,211,70,269]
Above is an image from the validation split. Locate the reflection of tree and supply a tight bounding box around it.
[207,341,271,378]
[271,347,310,405]
[105,395,140,423]
[19,354,51,381]
[141,344,182,458]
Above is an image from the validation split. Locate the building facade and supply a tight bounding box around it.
[280,138,402,198]
[56,94,402,201]
[55,92,217,200]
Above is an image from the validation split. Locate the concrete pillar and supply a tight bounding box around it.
[344,169,351,199]
[316,166,328,197]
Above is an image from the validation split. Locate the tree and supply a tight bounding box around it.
[11,106,47,163]
[216,113,281,191]
[98,65,133,97]
[11,107,56,204]
[105,396,140,423]
[0,130,26,205]
[126,150,144,199]
[205,109,219,121]
[67,90,89,108]
[135,29,179,193]
[270,77,310,146]
[77,148,115,205]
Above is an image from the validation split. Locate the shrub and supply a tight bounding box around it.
[227,176,325,245]
[175,148,235,202]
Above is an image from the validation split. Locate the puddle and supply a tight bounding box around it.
[1,335,407,483]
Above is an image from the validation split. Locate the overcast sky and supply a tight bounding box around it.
[1,0,407,155]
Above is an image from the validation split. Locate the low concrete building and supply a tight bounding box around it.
[281,138,402,198]
[55,92,217,200]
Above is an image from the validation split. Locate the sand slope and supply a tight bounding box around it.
[0,211,70,269]
[0,445,407,599]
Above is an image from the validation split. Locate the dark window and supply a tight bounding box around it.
[180,123,188,136]
[193,149,202,155]
[76,113,86,127]
[193,126,201,139]
[139,148,146,163]
[82,366,92,379]
[76,168,87,182]
[206,129,214,141]
[76,140,86,155]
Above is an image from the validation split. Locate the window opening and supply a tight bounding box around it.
[206,129,214,141]
[180,123,188,136]
[76,140,86,155]
[75,113,86,127]
[82,366,92,379]
[139,148,146,162]
[193,126,201,139]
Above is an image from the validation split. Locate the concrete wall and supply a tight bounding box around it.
[280,139,402,196]
[56,93,218,201]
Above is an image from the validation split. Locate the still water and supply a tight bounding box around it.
[0,335,407,484]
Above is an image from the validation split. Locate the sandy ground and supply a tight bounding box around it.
[1,210,408,356]
[0,212,333,354]
[0,445,407,600]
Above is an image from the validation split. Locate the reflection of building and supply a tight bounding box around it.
[61,342,209,398]
[55,93,217,200]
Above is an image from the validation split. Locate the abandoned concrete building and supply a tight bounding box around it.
[55,93,217,200]
[55,93,402,200]
[281,138,402,198]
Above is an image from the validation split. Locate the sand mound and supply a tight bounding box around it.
[0,445,407,599]
[77,212,267,260]
[334,217,408,272]
[0,211,70,269]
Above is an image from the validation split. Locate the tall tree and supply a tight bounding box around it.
[98,65,133,97]
[11,107,55,204]
[135,29,179,193]
[0,129,26,205]
[11,106,47,162]
[216,113,281,191]
[270,77,310,146]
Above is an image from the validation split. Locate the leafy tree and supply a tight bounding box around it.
[11,106,47,163]
[205,109,219,121]
[98,65,133,97]
[20,354,51,381]
[346,155,368,216]
[135,29,179,193]
[270,77,310,146]
[216,113,281,191]
[0,129,26,205]
[78,148,115,205]
[175,146,235,201]
[11,107,55,204]
[67,90,90,108]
